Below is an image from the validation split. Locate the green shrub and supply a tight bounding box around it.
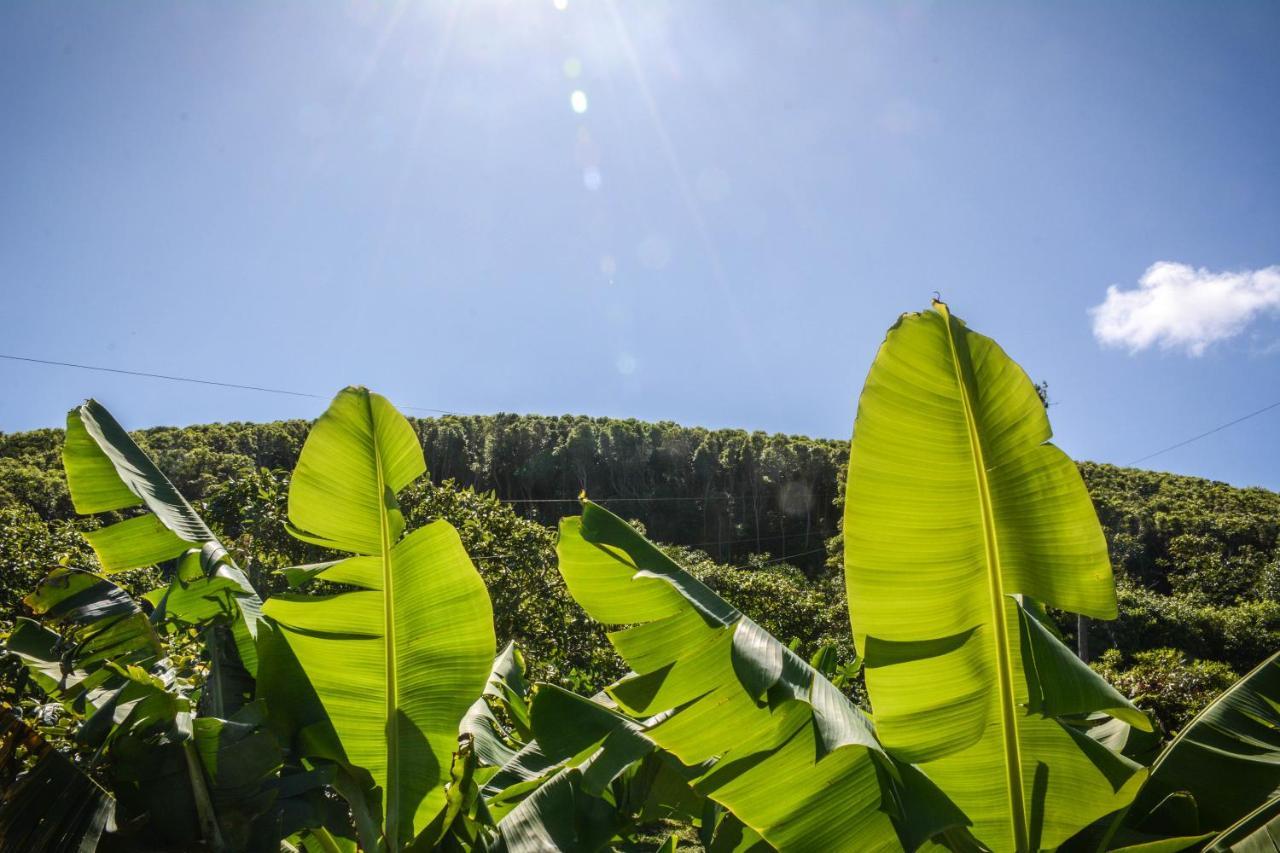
[1092,647,1238,733]
[0,506,96,630]
[1110,582,1280,672]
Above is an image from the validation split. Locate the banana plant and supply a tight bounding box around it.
[488,684,708,851]
[843,302,1151,852]
[261,387,497,850]
[5,400,339,851]
[63,399,263,716]
[4,567,283,851]
[463,643,705,852]
[1104,649,1280,852]
[556,498,969,851]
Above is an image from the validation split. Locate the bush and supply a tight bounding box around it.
[1109,582,1280,672]
[0,506,97,630]
[1092,647,1237,733]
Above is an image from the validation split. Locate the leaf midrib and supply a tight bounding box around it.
[368,395,401,850]
[938,302,1029,852]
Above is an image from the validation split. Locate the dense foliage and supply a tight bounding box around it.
[4,409,1278,725]
[1,414,845,570]
[3,303,1279,851]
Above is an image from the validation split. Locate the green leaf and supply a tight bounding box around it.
[489,758,636,853]
[63,400,263,695]
[478,678,695,852]
[8,568,172,740]
[23,567,162,670]
[1204,797,1280,852]
[491,767,581,852]
[462,643,532,769]
[557,499,967,852]
[296,828,359,853]
[283,386,424,554]
[843,302,1147,851]
[1106,833,1214,853]
[146,549,246,626]
[0,709,114,853]
[707,813,772,852]
[486,641,530,701]
[1131,650,1280,839]
[191,700,285,850]
[3,569,277,851]
[82,513,190,573]
[528,684,655,798]
[262,386,495,850]
[1018,603,1149,729]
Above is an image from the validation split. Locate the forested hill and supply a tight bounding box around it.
[3,412,1279,730]
[0,414,850,569]
[2,413,1277,581]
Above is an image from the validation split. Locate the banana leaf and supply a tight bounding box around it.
[474,648,702,852]
[6,567,287,851]
[558,498,967,851]
[262,386,496,850]
[0,708,113,853]
[1125,651,1280,843]
[1205,797,1280,852]
[8,568,180,747]
[64,400,262,715]
[844,302,1149,851]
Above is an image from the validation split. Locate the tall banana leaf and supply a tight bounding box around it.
[63,399,263,713]
[261,387,496,849]
[557,499,968,851]
[844,302,1150,852]
[1125,650,1280,843]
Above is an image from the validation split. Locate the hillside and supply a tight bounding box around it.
[2,412,1278,730]
[1,414,848,569]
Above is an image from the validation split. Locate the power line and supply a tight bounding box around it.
[499,495,734,504]
[725,546,829,570]
[3,352,830,519]
[13,351,1274,474]
[0,353,465,416]
[670,531,825,551]
[468,544,828,570]
[1127,399,1280,466]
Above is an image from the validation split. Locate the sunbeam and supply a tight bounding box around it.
[603,0,760,368]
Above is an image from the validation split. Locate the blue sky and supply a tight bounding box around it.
[2,1,1278,489]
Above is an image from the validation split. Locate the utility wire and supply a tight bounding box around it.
[499,495,733,504]
[740,546,828,569]
[669,531,825,551]
[10,352,1276,471]
[1127,398,1280,466]
[469,544,828,570]
[1,352,823,514]
[0,353,465,416]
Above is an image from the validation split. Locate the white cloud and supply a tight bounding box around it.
[1090,262,1280,356]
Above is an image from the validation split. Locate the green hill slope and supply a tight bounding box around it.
[2,413,1277,731]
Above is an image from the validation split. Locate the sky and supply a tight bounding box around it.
[2,1,1279,489]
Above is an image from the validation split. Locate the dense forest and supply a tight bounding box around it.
[3,411,1278,731]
